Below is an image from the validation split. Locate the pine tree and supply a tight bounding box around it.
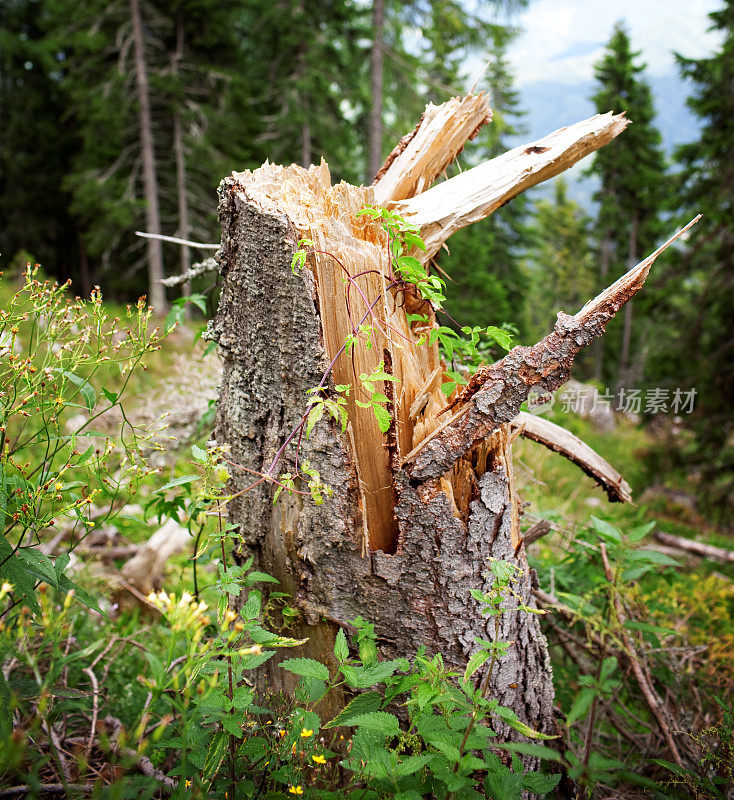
[587,22,667,386]
[524,180,595,366]
[0,0,80,279]
[661,0,734,520]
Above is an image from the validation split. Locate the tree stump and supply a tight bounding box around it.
[209,94,694,742]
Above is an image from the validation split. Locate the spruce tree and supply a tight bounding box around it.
[524,180,595,363]
[587,22,667,387]
[661,0,734,520]
[0,0,79,279]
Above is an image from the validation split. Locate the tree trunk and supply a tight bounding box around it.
[131,0,166,313]
[592,229,612,383]
[368,0,384,182]
[172,14,191,310]
[618,212,638,391]
[210,100,691,749]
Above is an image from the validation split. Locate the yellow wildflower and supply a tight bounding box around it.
[288,787,304,796]
[300,728,313,738]
[312,754,326,764]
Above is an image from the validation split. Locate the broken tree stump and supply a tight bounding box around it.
[210,93,696,746]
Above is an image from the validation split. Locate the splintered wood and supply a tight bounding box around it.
[229,161,446,552]
[226,101,639,554]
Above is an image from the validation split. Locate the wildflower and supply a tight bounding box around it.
[185,779,192,788]
[312,754,326,764]
[288,787,304,795]
[300,728,313,738]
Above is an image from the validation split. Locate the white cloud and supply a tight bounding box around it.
[507,0,724,86]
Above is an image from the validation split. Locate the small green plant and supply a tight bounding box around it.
[0,267,164,619]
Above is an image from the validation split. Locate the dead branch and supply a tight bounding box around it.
[512,411,632,503]
[522,518,552,546]
[654,530,734,563]
[402,217,700,480]
[0,785,95,798]
[600,543,683,766]
[394,113,629,260]
[373,93,492,204]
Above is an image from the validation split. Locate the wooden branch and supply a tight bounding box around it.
[600,544,683,765]
[394,113,629,260]
[372,93,492,204]
[402,218,700,480]
[654,531,734,563]
[522,518,552,546]
[512,411,632,503]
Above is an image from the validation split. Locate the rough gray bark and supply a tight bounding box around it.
[211,177,557,737]
[131,0,166,312]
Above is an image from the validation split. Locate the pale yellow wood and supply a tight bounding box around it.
[394,113,629,260]
[373,93,492,205]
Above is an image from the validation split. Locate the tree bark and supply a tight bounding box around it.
[172,14,191,308]
[368,0,384,182]
[131,0,166,313]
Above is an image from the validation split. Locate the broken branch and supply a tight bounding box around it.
[394,113,629,260]
[403,218,700,480]
[512,411,632,503]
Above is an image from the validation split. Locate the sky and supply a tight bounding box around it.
[504,0,724,87]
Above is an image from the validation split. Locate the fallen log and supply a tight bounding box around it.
[654,530,734,563]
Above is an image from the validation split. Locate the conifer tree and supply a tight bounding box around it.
[587,22,667,386]
[0,0,79,278]
[525,180,595,363]
[660,0,734,519]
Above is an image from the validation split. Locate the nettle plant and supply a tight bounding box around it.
[0,267,164,618]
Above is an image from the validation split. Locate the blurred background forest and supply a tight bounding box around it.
[0,0,731,520]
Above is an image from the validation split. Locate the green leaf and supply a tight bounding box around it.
[191,444,207,462]
[101,388,118,404]
[350,711,400,737]
[522,772,562,794]
[202,731,228,783]
[372,403,392,433]
[495,742,563,763]
[280,657,329,682]
[155,474,200,493]
[0,544,40,615]
[63,371,96,412]
[628,521,655,542]
[464,649,491,683]
[325,691,382,728]
[58,574,108,618]
[16,548,58,588]
[484,326,513,351]
[334,629,349,663]
[590,516,622,543]
[565,687,595,725]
